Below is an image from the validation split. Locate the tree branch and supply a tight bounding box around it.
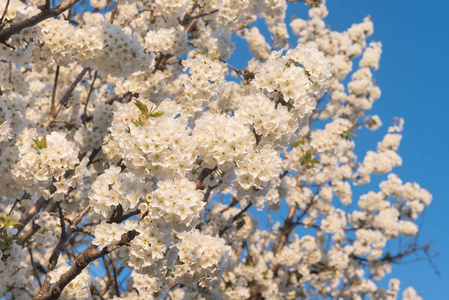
[109,1,118,23]
[195,167,217,190]
[35,230,138,300]
[34,204,91,298]
[0,0,82,43]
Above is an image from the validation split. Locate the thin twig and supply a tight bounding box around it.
[109,1,118,23]
[50,65,60,118]
[83,70,97,127]
[219,203,252,237]
[122,8,153,27]
[184,9,202,33]
[46,67,89,128]
[102,256,113,291]
[7,199,19,216]
[73,227,95,237]
[0,0,10,30]
[109,255,120,296]
[56,202,66,238]
[27,244,43,288]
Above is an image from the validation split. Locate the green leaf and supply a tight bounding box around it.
[4,236,19,244]
[299,149,320,169]
[290,139,303,148]
[149,111,164,118]
[340,130,357,141]
[6,221,23,227]
[32,137,41,149]
[21,192,32,200]
[41,135,47,149]
[134,100,149,116]
[306,0,321,7]
[133,115,149,127]
[32,135,48,150]
[0,240,7,250]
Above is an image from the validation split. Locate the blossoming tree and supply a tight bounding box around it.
[0,0,432,299]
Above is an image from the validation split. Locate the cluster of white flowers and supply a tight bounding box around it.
[262,0,289,41]
[174,229,230,286]
[114,67,180,102]
[347,68,381,110]
[34,211,60,246]
[0,230,25,276]
[358,123,404,183]
[140,177,205,231]
[89,166,145,217]
[310,118,352,153]
[0,92,28,141]
[198,0,258,29]
[92,220,129,249]
[154,0,192,19]
[320,208,346,235]
[145,25,189,56]
[105,100,196,178]
[193,113,255,170]
[0,93,29,200]
[0,0,40,65]
[243,27,271,61]
[209,81,242,112]
[203,202,258,242]
[360,41,383,70]
[365,114,383,130]
[194,28,235,61]
[275,235,322,267]
[90,0,107,9]
[38,19,78,65]
[178,54,228,118]
[77,22,152,77]
[234,145,281,195]
[129,271,168,299]
[353,229,386,260]
[5,16,153,76]
[235,92,297,147]
[13,131,84,200]
[127,224,172,272]
[403,286,423,300]
[0,0,433,299]
[0,242,28,296]
[251,44,331,125]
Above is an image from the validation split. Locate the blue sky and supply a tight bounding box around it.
[228,0,449,298]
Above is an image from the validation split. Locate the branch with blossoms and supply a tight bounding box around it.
[0,0,435,299]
